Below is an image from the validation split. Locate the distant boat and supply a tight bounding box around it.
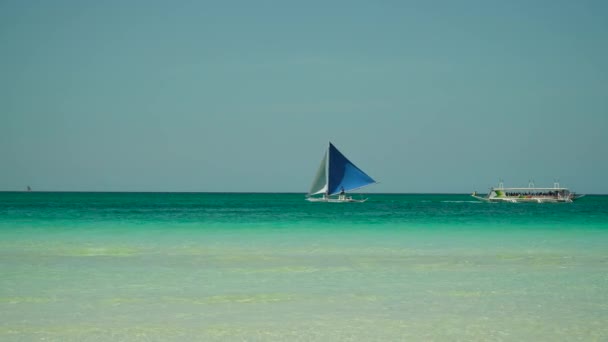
[472,180,584,203]
[26,186,31,192]
[306,142,376,203]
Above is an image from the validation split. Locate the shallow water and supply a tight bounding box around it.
[1,193,607,341]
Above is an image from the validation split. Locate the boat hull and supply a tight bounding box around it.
[306,197,368,203]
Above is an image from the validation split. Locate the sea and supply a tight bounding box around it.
[1,192,607,341]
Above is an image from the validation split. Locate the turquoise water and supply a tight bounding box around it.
[1,192,607,341]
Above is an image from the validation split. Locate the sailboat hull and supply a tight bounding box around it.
[306,197,368,203]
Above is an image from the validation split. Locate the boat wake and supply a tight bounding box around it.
[441,200,482,203]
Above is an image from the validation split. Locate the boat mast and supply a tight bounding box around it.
[325,142,330,197]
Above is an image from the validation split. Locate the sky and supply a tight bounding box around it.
[1,0,607,193]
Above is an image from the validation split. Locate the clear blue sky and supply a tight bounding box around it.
[1,0,607,193]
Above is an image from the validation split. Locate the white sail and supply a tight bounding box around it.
[308,151,327,195]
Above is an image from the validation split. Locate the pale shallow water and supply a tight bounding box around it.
[1,193,607,341]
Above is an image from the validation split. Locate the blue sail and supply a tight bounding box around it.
[327,143,376,195]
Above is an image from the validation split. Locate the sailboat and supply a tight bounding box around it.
[306,142,377,202]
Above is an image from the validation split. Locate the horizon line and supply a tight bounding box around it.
[0,191,604,195]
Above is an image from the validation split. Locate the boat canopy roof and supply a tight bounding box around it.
[492,187,568,191]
